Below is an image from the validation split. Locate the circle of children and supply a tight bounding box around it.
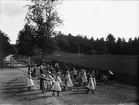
[27,63,114,96]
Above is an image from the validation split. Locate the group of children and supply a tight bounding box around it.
[26,63,114,96]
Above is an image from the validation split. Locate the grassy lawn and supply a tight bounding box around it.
[0,62,138,105]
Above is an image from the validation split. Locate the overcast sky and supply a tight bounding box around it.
[0,0,138,44]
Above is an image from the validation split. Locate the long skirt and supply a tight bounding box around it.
[51,81,61,91]
[40,79,45,91]
[82,77,88,83]
[45,80,52,89]
[87,81,95,90]
[27,78,34,87]
[66,79,74,87]
[93,78,96,87]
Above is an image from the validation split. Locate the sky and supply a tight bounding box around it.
[0,0,138,44]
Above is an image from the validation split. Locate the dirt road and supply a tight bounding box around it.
[0,64,64,105]
[0,62,138,105]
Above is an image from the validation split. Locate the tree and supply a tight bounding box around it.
[0,30,12,57]
[16,24,35,56]
[25,0,62,62]
[106,34,116,54]
[106,34,116,44]
[56,36,70,52]
[115,37,122,54]
[121,38,127,55]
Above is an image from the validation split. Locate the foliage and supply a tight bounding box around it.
[53,32,139,55]
[16,24,35,56]
[0,30,13,57]
[25,0,62,58]
[15,0,139,56]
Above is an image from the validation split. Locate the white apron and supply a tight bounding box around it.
[27,74,34,87]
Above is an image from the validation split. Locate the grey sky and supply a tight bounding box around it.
[0,0,138,44]
[2,2,25,17]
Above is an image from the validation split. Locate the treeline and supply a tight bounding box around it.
[16,24,139,56]
[54,32,139,55]
[54,33,139,55]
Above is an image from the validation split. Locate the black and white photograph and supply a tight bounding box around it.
[0,0,138,105]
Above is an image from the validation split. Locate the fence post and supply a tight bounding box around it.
[10,57,14,67]
[28,57,31,66]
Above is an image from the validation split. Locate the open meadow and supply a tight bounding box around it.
[32,54,137,74]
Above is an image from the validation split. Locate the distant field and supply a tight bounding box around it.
[40,55,138,74]
[31,54,138,85]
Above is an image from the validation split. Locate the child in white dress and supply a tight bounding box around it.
[82,70,88,86]
[27,71,34,91]
[65,71,74,90]
[51,73,62,96]
[46,72,55,90]
[87,74,95,94]
[91,70,96,88]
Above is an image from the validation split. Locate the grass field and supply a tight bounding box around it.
[31,55,138,86]
[32,55,138,74]
[0,62,138,105]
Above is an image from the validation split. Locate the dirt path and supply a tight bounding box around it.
[0,62,138,105]
[0,64,65,105]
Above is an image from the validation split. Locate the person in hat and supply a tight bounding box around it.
[51,72,62,96]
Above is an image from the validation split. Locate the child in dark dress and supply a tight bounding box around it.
[39,66,47,94]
